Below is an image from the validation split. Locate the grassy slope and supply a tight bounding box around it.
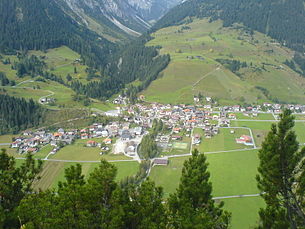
[33,160,139,191]
[0,46,115,111]
[144,19,305,105]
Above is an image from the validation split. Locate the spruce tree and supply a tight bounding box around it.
[0,149,42,228]
[168,149,231,229]
[256,109,305,228]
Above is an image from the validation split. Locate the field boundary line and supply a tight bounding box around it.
[213,193,262,200]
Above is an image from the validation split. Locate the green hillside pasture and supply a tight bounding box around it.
[50,139,129,161]
[223,197,265,229]
[33,144,54,159]
[145,19,305,104]
[193,128,252,152]
[1,87,49,102]
[32,160,139,190]
[30,46,89,84]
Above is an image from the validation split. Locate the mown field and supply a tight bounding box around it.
[49,138,129,161]
[193,128,253,152]
[29,160,140,190]
[144,19,305,105]
[231,120,305,146]
[150,149,263,229]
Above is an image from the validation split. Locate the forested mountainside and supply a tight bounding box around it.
[154,0,305,52]
[0,0,115,68]
[55,0,150,38]
[0,94,43,134]
[0,0,171,101]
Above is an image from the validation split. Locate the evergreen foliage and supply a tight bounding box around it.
[0,94,43,134]
[168,149,231,228]
[0,149,43,228]
[256,109,305,228]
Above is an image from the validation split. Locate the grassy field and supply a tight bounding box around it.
[33,144,54,159]
[223,197,265,229]
[193,128,252,152]
[144,19,305,105]
[0,134,18,143]
[32,160,139,190]
[231,120,305,145]
[234,112,275,120]
[50,139,129,161]
[1,46,117,112]
[29,46,90,84]
[150,149,261,229]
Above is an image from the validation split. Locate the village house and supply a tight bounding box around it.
[236,135,253,146]
[87,140,97,147]
[103,138,112,145]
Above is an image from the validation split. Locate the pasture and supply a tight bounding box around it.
[50,139,129,161]
[193,128,253,152]
[144,19,305,105]
[32,160,139,190]
[150,149,261,229]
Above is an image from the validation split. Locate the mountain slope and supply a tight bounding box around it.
[56,0,151,38]
[154,0,305,52]
[127,0,183,23]
[0,0,115,68]
[143,19,305,105]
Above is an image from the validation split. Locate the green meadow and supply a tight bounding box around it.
[144,19,305,105]
[31,160,139,191]
[193,128,252,152]
[150,149,261,229]
[50,139,129,161]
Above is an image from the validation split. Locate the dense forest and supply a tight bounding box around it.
[71,36,170,100]
[154,0,305,52]
[0,94,43,134]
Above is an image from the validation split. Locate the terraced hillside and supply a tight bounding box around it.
[144,19,305,105]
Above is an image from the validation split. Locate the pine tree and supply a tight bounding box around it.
[0,149,43,228]
[256,109,305,228]
[168,149,231,228]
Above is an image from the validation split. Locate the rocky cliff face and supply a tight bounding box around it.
[56,0,181,38]
[127,0,182,22]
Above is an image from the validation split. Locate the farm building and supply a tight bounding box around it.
[153,157,169,166]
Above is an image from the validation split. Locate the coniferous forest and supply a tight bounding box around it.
[0,94,43,134]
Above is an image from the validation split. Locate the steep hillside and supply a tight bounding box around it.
[56,0,150,39]
[143,19,305,105]
[127,0,182,23]
[154,0,305,52]
[0,0,115,68]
